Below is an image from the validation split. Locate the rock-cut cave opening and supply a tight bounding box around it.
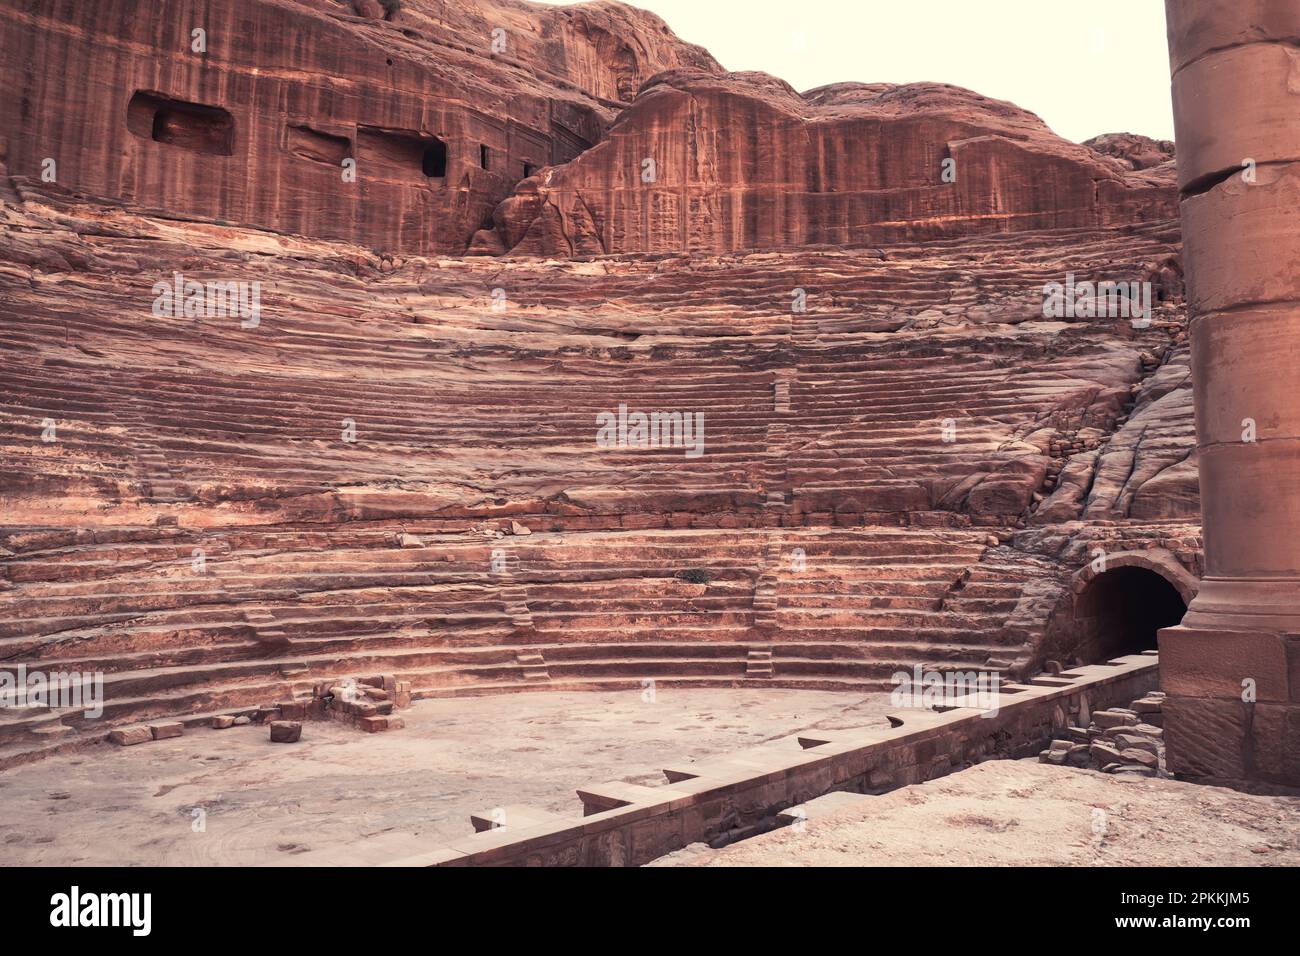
[1075,566,1187,662]
[127,91,235,156]
[422,140,447,178]
[357,126,448,181]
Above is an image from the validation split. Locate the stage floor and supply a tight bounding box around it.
[2,687,897,866]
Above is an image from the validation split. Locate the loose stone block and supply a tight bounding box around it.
[150,722,183,740]
[359,715,404,733]
[1091,709,1139,729]
[269,721,302,743]
[1089,742,1123,766]
[1066,744,1091,768]
[1119,748,1159,769]
[1114,734,1159,755]
[109,726,152,747]
[211,715,236,729]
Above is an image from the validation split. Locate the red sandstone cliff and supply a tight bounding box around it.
[0,0,719,256]
[375,0,722,102]
[1,1,1176,259]
[471,71,1178,256]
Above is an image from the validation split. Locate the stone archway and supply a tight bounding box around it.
[1069,551,1198,663]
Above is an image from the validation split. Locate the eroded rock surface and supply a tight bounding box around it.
[474,73,1177,256]
[0,0,1200,767]
[0,0,719,256]
[0,180,1195,761]
[1084,133,1177,171]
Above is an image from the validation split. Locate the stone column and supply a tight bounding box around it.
[1158,0,1300,787]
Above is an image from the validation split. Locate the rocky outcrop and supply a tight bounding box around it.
[472,72,1177,256]
[0,0,719,256]
[1036,342,1198,523]
[1,0,1175,260]
[1084,133,1176,171]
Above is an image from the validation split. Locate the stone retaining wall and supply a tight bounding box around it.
[297,653,1158,867]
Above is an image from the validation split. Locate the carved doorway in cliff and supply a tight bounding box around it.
[1075,566,1187,662]
[422,140,448,178]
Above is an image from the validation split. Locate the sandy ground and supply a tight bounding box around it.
[9,687,1293,868]
[0,688,897,866]
[651,759,1300,867]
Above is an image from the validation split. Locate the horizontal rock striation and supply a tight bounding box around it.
[0,0,1201,767]
[0,175,1197,762]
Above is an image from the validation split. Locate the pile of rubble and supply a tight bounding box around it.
[1039,691,1166,776]
[316,675,410,734]
[107,673,410,748]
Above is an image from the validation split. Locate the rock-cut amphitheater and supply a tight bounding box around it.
[0,0,1297,867]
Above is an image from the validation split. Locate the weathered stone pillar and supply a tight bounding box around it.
[1158,0,1300,787]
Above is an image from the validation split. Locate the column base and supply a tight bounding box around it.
[1179,576,1300,632]
[1158,623,1300,788]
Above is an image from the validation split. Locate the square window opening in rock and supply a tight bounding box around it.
[358,126,447,180]
[127,91,234,156]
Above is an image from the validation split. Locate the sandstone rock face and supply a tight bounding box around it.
[0,0,1202,765]
[352,0,387,20]
[1084,133,1176,171]
[0,0,718,256]
[0,183,1195,757]
[1036,342,1198,523]
[473,72,1177,256]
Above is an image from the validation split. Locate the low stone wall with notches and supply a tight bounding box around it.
[293,654,1159,867]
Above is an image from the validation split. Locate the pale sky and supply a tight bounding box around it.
[538,0,1175,143]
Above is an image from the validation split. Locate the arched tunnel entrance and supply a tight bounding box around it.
[1074,566,1188,662]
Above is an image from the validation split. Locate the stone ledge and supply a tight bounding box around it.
[359,654,1158,867]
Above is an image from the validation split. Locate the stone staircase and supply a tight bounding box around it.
[0,524,1062,764]
[515,650,550,682]
[745,648,773,679]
